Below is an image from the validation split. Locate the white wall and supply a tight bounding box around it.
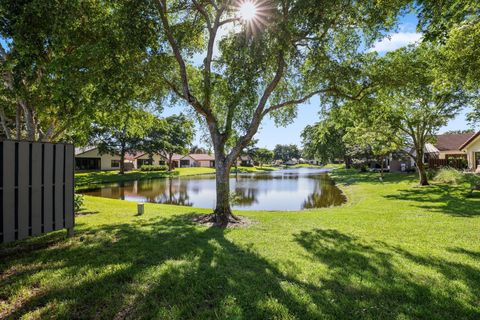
[195,160,214,168]
[134,154,165,168]
[76,149,121,170]
[464,136,480,170]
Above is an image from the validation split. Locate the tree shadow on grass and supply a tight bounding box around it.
[331,170,416,186]
[1,217,479,319]
[384,184,480,217]
[294,229,480,319]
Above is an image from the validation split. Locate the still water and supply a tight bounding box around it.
[80,168,346,211]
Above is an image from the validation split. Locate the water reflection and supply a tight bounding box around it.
[80,168,346,211]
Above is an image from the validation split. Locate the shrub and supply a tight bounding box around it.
[433,167,464,185]
[139,165,168,172]
[74,194,84,212]
[463,173,480,190]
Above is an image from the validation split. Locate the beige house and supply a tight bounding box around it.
[125,152,166,169]
[427,133,473,160]
[75,147,122,171]
[183,154,215,168]
[460,132,480,172]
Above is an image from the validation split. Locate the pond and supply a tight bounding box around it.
[79,168,346,211]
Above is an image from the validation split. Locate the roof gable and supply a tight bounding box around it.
[459,131,480,150]
[188,153,215,161]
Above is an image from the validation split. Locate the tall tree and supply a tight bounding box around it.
[143,114,194,171]
[94,106,154,174]
[301,117,350,167]
[0,0,161,141]
[351,44,472,185]
[251,148,274,167]
[273,144,301,162]
[416,1,480,123]
[343,103,404,178]
[137,0,407,224]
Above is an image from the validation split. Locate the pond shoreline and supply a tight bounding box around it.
[78,167,345,211]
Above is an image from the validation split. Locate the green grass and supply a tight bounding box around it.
[2,170,480,319]
[288,163,323,168]
[232,166,279,173]
[322,163,346,169]
[75,167,215,190]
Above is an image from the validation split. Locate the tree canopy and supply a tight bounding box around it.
[0,0,162,141]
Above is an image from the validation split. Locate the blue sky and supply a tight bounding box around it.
[163,12,473,149]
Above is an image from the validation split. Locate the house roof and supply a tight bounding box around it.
[124,152,146,161]
[171,154,184,161]
[459,131,480,150]
[424,143,439,154]
[75,146,97,156]
[435,133,473,151]
[188,153,215,161]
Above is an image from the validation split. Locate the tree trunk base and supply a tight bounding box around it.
[193,212,254,228]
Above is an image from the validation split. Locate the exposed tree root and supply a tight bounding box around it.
[193,213,255,228]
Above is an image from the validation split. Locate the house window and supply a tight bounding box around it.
[475,152,480,167]
[111,160,121,168]
[159,160,166,165]
[76,158,100,171]
[180,160,190,167]
[137,159,152,168]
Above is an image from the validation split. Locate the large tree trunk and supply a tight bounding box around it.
[119,148,126,175]
[15,104,21,140]
[379,156,385,179]
[344,155,352,169]
[0,107,11,139]
[213,154,237,225]
[416,160,429,186]
[168,153,173,171]
[415,147,429,186]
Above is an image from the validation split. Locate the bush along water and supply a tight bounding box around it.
[139,165,168,172]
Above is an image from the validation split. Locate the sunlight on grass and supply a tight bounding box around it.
[1,170,479,318]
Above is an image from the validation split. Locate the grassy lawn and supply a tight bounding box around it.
[232,165,279,173]
[2,170,480,319]
[75,167,215,190]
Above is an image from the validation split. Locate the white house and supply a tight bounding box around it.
[75,147,122,171]
[459,131,480,172]
[125,152,166,169]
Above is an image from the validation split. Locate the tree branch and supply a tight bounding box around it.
[155,0,206,115]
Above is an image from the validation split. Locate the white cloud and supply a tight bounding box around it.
[370,32,422,53]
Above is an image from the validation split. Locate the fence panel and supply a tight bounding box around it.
[428,158,468,170]
[2,141,15,243]
[0,140,75,244]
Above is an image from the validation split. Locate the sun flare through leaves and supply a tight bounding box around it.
[234,0,271,36]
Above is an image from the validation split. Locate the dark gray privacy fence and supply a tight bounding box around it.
[0,140,75,243]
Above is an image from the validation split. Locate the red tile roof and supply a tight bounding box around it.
[435,133,474,151]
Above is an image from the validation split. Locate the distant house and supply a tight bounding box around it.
[236,155,254,166]
[285,158,299,165]
[75,147,121,171]
[125,152,165,169]
[388,151,414,172]
[186,153,215,168]
[459,131,480,172]
[426,133,473,160]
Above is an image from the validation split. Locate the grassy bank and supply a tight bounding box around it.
[75,167,215,190]
[2,170,480,319]
[232,165,279,173]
